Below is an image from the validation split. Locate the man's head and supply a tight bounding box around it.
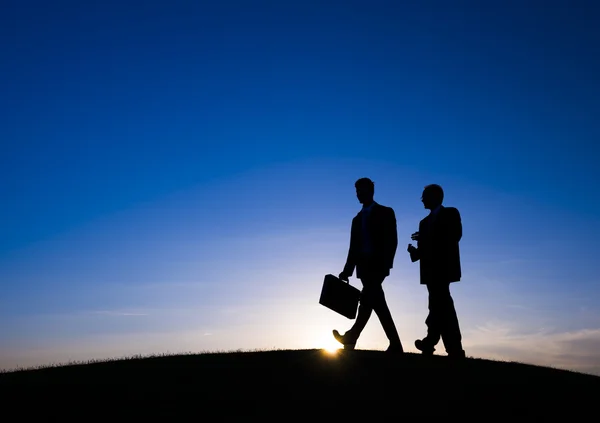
[355,177,375,205]
[421,184,444,210]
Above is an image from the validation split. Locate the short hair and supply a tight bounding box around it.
[424,184,444,203]
[355,177,375,193]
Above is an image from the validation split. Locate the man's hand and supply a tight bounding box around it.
[410,231,420,241]
[407,244,417,254]
[338,271,350,282]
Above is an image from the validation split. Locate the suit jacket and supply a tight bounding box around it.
[409,205,462,285]
[343,203,398,280]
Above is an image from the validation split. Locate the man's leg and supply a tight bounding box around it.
[333,276,375,348]
[366,277,403,351]
[438,284,464,357]
[416,283,444,354]
[344,284,374,343]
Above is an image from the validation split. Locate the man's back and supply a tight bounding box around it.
[352,203,397,269]
[344,203,398,280]
[417,206,461,284]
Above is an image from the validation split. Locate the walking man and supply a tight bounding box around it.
[333,178,403,353]
[407,184,465,358]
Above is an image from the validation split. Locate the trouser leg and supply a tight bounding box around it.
[427,283,463,354]
[424,283,443,346]
[347,293,373,341]
[350,277,402,348]
[374,294,403,348]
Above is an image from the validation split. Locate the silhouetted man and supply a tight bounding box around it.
[333,178,403,353]
[408,184,465,358]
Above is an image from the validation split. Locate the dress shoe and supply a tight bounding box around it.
[414,339,435,355]
[332,330,356,350]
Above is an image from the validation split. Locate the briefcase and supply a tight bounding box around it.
[319,274,361,319]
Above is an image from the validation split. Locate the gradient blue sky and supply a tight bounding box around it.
[2,0,600,375]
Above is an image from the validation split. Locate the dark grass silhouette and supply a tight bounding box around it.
[1,349,599,418]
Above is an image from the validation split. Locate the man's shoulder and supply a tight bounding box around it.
[374,203,394,213]
[441,206,460,216]
[439,206,461,224]
[352,210,363,221]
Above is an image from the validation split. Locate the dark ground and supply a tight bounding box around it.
[1,349,599,419]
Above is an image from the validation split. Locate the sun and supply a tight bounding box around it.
[316,332,342,355]
[322,346,340,355]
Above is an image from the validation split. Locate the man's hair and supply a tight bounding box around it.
[424,184,444,203]
[355,177,375,193]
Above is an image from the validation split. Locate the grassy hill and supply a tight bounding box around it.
[1,349,599,418]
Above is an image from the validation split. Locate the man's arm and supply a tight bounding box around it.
[386,207,398,268]
[407,244,420,262]
[340,217,357,280]
[407,221,421,262]
[447,207,462,242]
